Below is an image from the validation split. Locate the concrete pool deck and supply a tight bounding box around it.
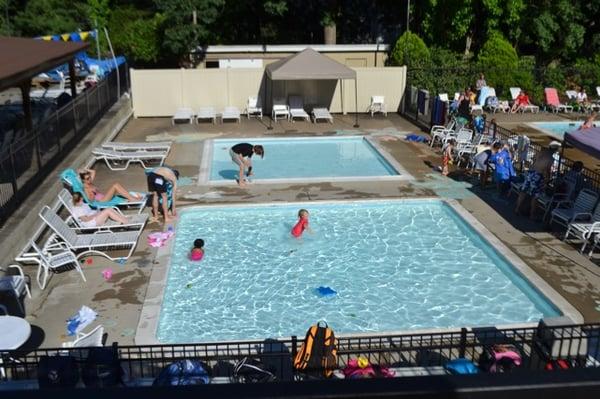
[4,101,600,348]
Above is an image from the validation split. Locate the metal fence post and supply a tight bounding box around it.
[291,335,297,360]
[459,328,467,358]
[72,99,78,137]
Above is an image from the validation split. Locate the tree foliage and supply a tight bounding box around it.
[13,0,84,36]
[477,32,518,94]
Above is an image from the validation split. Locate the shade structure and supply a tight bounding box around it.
[564,128,600,160]
[265,48,359,128]
[265,47,356,80]
[0,36,89,92]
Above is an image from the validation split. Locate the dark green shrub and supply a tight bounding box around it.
[477,32,519,95]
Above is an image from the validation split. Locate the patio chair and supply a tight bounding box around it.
[62,325,105,348]
[26,240,86,290]
[549,189,598,229]
[563,204,600,253]
[196,107,217,124]
[272,98,290,122]
[312,108,333,123]
[430,119,457,147]
[438,93,450,103]
[443,127,473,147]
[221,106,241,123]
[565,90,578,102]
[60,169,146,214]
[102,141,172,152]
[545,88,573,113]
[91,147,169,171]
[245,96,263,120]
[0,265,31,314]
[368,95,387,117]
[171,108,194,125]
[39,206,143,261]
[535,178,578,222]
[288,96,310,122]
[58,189,148,230]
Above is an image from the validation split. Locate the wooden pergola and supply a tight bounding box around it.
[0,36,89,132]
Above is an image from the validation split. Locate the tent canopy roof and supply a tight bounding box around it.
[0,36,89,92]
[265,47,356,80]
[564,128,600,160]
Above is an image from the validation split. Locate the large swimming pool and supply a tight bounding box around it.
[529,121,596,139]
[155,200,562,343]
[199,136,412,184]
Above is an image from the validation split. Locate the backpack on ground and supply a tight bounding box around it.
[37,355,80,389]
[152,359,210,386]
[233,357,277,383]
[293,321,338,378]
[82,347,123,388]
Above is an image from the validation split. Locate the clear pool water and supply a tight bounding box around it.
[157,200,560,343]
[530,121,596,139]
[208,137,399,181]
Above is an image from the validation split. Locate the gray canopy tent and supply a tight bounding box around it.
[264,47,359,128]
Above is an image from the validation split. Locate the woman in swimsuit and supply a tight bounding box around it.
[79,168,142,202]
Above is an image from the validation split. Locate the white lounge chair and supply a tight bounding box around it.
[58,189,148,230]
[438,93,449,103]
[312,108,333,123]
[172,108,194,125]
[549,189,599,229]
[221,106,241,123]
[430,119,457,147]
[39,206,143,261]
[509,87,540,113]
[245,96,262,120]
[564,204,600,253]
[288,96,310,122]
[0,265,31,314]
[271,98,290,122]
[102,141,172,152]
[368,95,387,117]
[62,325,105,348]
[565,90,578,101]
[25,240,86,290]
[91,147,169,171]
[196,107,217,124]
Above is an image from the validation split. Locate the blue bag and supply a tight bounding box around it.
[153,360,210,386]
[445,358,479,374]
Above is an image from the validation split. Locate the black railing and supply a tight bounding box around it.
[0,63,129,227]
[2,322,599,386]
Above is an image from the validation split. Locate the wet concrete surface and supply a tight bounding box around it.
[13,111,600,348]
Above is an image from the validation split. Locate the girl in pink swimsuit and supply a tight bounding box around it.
[190,238,205,261]
[291,209,312,237]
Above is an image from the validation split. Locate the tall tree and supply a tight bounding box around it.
[13,0,84,36]
[154,0,224,65]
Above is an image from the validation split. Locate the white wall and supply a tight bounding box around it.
[130,66,406,117]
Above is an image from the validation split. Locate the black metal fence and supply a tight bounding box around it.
[401,82,600,192]
[0,63,129,226]
[2,322,599,387]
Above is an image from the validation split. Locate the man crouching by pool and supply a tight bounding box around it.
[148,166,179,224]
[229,143,264,187]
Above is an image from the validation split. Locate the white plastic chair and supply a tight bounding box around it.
[312,108,333,123]
[196,107,217,124]
[550,189,599,229]
[62,325,104,348]
[221,106,241,123]
[368,95,387,117]
[0,265,31,314]
[288,96,310,122]
[245,97,262,120]
[171,108,194,125]
[271,98,290,122]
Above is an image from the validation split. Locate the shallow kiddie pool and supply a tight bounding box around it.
[150,199,575,344]
[198,136,413,185]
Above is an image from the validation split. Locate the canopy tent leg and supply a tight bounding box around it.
[353,78,359,128]
[268,77,273,130]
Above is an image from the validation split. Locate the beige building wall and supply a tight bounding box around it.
[131,66,406,117]
[200,51,388,68]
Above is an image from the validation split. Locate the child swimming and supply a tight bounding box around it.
[291,209,312,238]
[190,238,204,261]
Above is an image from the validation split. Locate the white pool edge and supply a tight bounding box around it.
[197,136,414,186]
[134,198,582,345]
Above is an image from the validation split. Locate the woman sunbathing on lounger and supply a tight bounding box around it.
[79,168,142,202]
[71,192,130,227]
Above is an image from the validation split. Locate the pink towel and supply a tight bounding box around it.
[148,230,175,248]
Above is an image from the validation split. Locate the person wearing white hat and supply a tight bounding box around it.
[515,143,560,219]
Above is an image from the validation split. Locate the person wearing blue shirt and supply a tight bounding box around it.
[489,142,516,198]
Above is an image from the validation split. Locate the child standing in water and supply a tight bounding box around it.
[190,238,205,261]
[291,209,312,238]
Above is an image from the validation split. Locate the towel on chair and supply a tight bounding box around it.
[66,305,98,336]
